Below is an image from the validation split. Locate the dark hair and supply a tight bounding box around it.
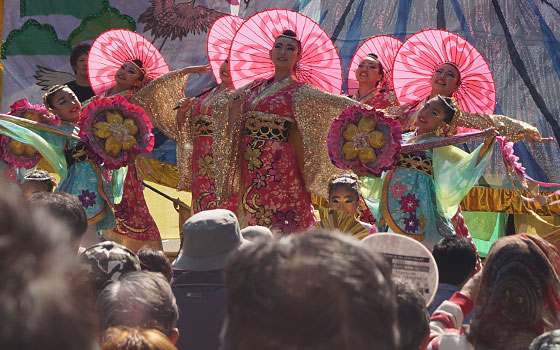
[43,84,68,110]
[137,246,173,283]
[366,53,385,86]
[395,282,429,350]
[98,271,179,336]
[0,180,97,350]
[130,59,146,81]
[432,235,477,286]
[328,173,360,199]
[436,94,458,124]
[278,29,302,52]
[224,230,398,350]
[28,192,88,239]
[70,44,91,73]
[23,170,57,192]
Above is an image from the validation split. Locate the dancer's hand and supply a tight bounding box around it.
[228,89,249,110]
[176,97,196,126]
[186,64,212,75]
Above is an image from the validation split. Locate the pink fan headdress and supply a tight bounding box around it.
[88,29,170,95]
[392,29,496,114]
[207,15,244,84]
[228,8,343,94]
[347,35,403,96]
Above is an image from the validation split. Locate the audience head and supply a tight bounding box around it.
[0,180,97,350]
[395,282,429,350]
[137,246,173,283]
[224,230,398,350]
[240,225,273,242]
[530,330,560,350]
[432,235,477,287]
[28,192,88,249]
[173,209,251,272]
[98,271,179,342]
[79,241,141,295]
[101,326,177,350]
[21,170,56,197]
[469,234,560,350]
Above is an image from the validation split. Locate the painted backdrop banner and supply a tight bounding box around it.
[2,0,559,186]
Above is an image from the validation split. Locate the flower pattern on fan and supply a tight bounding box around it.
[93,110,139,157]
[328,105,402,176]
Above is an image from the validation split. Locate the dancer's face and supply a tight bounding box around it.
[329,187,360,216]
[50,87,81,122]
[430,63,461,97]
[415,97,448,134]
[219,59,232,85]
[269,36,301,73]
[114,61,143,90]
[355,56,383,87]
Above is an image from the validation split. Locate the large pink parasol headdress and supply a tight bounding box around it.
[392,29,496,114]
[347,35,403,96]
[207,15,244,84]
[228,8,343,94]
[88,29,170,95]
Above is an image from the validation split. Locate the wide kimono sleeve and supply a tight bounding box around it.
[0,120,68,179]
[359,173,388,220]
[292,84,360,199]
[433,141,494,219]
[455,111,542,143]
[132,66,192,141]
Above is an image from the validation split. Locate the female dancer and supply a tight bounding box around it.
[91,58,164,251]
[324,173,376,234]
[360,95,496,249]
[42,85,117,247]
[350,53,397,109]
[171,60,237,213]
[212,30,357,234]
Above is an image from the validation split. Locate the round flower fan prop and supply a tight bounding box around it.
[229,8,343,94]
[207,15,244,84]
[0,99,57,169]
[88,29,170,95]
[347,35,402,96]
[328,105,402,177]
[79,95,154,170]
[392,29,495,114]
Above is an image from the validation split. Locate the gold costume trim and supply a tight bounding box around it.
[193,114,213,137]
[395,153,434,179]
[245,111,292,143]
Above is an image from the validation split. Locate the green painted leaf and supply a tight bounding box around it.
[20,0,107,18]
[67,7,136,45]
[1,20,71,59]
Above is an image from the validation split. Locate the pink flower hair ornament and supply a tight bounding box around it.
[0,98,59,169]
[79,95,154,170]
[328,105,402,176]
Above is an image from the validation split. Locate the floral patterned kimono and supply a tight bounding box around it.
[212,76,357,234]
[154,86,237,213]
[89,90,162,251]
[361,132,493,249]
[54,123,117,230]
